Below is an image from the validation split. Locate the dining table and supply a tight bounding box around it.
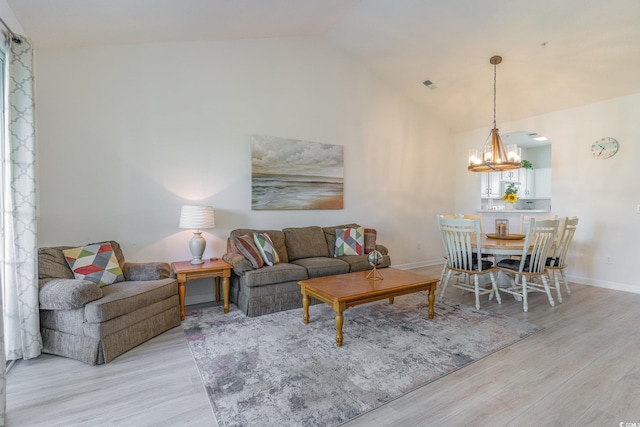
[472,234,531,288]
[475,234,530,257]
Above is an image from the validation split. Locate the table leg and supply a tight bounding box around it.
[215,277,221,301]
[388,297,394,304]
[222,276,230,314]
[335,310,344,347]
[302,292,309,324]
[178,280,186,321]
[428,285,436,319]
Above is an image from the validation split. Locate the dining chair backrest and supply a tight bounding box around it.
[518,218,559,273]
[440,214,486,235]
[550,216,579,267]
[462,213,485,235]
[519,214,557,234]
[438,215,483,272]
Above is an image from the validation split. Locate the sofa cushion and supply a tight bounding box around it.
[229,229,289,263]
[241,263,308,288]
[39,278,104,310]
[291,257,350,278]
[339,254,392,272]
[335,227,364,256]
[83,278,177,323]
[62,243,125,287]
[234,234,264,269]
[284,226,330,261]
[39,241,127,287]
[39,246,76,284]
[253,232,280,266]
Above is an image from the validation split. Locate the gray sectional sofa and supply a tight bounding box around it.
[38,241,180,365]
[222,224,391,317]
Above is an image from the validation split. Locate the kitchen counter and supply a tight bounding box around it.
[477,209,550,213]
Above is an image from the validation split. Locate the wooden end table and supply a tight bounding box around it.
[171,259,232,320]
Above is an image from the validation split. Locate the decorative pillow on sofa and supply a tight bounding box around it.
[364,228,377,254]
[234,234,264,269]
[253,233,280,266]
[335,227,364,256]
[62,243,125,287]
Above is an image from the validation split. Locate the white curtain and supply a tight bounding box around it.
[1,34,39,367]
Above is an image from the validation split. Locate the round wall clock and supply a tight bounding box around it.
[591,137,619,159]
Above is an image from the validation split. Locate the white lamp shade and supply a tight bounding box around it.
[179,205,215,230]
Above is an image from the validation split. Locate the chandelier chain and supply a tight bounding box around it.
[493,61,497,130]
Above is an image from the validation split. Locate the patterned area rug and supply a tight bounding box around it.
[183,293,541,427]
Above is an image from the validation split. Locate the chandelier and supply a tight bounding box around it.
[468,56,521,172]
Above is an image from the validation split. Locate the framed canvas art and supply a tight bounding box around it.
[251,135,344,210]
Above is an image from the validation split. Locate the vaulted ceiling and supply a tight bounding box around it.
[8,0,640,132]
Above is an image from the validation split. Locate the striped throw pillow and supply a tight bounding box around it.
[234,234,264,269]
[253,233,280,266]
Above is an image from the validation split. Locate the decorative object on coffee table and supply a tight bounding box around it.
[179,205,215,265]
[366,249,384,280]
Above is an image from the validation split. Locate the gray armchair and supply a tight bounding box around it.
[38,241,180,365]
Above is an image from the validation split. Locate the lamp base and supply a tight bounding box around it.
[189,231,206,265]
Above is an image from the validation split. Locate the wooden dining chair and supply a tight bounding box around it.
[519,213,557,234]
[437,215,501,310]
[437,213,489,285]
[496,218,559,312]
[546,216,579,302]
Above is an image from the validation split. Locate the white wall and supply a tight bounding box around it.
[35,37,454,303]
[456,93,640,292]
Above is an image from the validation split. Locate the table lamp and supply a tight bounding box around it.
[179,205,215,264]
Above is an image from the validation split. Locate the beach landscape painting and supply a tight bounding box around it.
[251,135,344,210]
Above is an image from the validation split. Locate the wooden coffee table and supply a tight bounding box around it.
[298,268,438,347]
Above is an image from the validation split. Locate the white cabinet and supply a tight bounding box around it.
[501,169,520,182]
[480,172,501,198]
[519,169,535,199]
[534,168,552,198]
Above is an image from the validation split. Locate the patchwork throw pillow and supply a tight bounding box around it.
[335,227,364,256]
[234,234,264,269]
[62,243,125,287]
[364,228,377,254]
[253,233,280,266]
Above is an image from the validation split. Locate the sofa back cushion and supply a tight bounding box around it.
[38,240,126,287]
[228,229,288,263]
[284,226,329,261]
[62,243,125,287]
[322,224,360,257]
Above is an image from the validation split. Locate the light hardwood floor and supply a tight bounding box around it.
[7,265,640,426]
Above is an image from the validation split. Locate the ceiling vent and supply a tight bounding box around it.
[423,80,438,90]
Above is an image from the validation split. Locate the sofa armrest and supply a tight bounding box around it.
[222,253,254,275]
[375,244,389,256]
[39,279,103,310]
[123,262,171,281]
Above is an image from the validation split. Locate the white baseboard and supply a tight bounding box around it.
[566,275,640,294]
[392,259,444,270]
[393,261,640,296]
